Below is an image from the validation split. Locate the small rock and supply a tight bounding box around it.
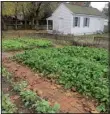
[33,88,37,92]
[51,79,55,83]
[91,110,99,113]
[84,107,90,112]
[71,87,76,92]
[87,103,95,111]
[51,86,57,90]
[22,74,26,77]
[56,85,61,88]
[27,85,31,89]
[17,65,20,68]
[36,90,43,96]
[43,96,48,100]
[14,68,18,71]
[35,74,39,77]
[65,92,72,97]
[48,101,51,106]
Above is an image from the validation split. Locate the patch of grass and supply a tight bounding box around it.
[2,38,53,51]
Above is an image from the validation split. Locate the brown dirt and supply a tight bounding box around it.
[2,76,33,113]
[2,52,99,113]
[3,30,47,39]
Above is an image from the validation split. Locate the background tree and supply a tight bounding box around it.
[40,2,60,19]
[27,2,43,29]
[2,2,21,30]
[19,2,32,29]
[102,3,109,17]
[2,2,62,30]
[2,2,15,30]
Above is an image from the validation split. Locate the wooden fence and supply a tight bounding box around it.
[25,33,109,49]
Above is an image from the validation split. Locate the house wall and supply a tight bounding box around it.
[50,4,72,34]
[71,14,104,35]
[47,3,104,35]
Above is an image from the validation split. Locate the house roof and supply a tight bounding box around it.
[64,3,104,17]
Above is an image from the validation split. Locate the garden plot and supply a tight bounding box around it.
[13,46,109,112]
[2,38,53,51]
[2,67,60,113]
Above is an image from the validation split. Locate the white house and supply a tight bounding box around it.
[46,3,105,35]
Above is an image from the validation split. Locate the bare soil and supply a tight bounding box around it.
[2,52,99,113]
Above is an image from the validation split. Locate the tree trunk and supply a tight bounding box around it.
[15,16,18,30]
[24,19,27,29]
[31,18,35,29]
[2,18,7,30]
[35,19,39,30]
[14,2,18,30]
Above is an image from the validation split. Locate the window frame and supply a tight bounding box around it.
[83,17,90,27]
[48,20,53,30]
[73,16,80,27]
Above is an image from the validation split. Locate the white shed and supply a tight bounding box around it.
[46,3,105,35]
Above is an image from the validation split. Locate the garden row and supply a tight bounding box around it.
[13,46,109,112]
[2,67,60,113]
[2,93,17,113]
[2,38,53,51]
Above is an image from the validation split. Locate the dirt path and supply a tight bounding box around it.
[2,51,24,58]
[2,52,98,113]
[2,76,33,113]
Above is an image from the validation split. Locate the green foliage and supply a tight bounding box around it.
[20,90,40,106]
[13,81,28,92]
[2,67,12,80]
[2,2,31,16]
[13,46,109,112]
[2,39,27,51]
[17,38,52,48]
[2,2,17,16]
[2,93,17,113]
[33,100,60,113]
[96,103,106,112]
[2,38,53,51]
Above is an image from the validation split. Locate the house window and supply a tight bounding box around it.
[48,20,53,30]
[73,17,80,27]
[83,18,90,27]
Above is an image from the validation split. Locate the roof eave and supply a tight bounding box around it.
[71,12,104,18]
